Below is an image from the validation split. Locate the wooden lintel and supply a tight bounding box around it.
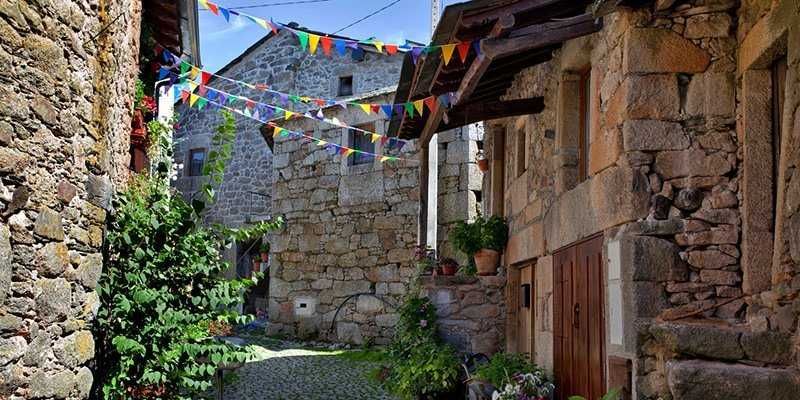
[460,0,562,29]
[483,14,602,59]
[438,97,545,131]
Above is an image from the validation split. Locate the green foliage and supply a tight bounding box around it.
[199,110,236,207]
[385,289,461,399]
[96,111,284,399]
[259,242,270,253]
[134,79,145,110]
[474,352,547,388]
[568,387,621,400]
[451,215,509,257]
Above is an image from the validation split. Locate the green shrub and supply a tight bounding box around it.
[385,289,461,399]
[451,215,509,258]
[474,352,547,388]
[95,111,283,399]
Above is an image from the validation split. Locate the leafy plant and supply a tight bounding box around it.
[385,288,461,399]
[475,353,547,388]
[491,370,555,400]
[95,110,284,399]
[451,215,509,259]
[568,388,621,400]
[259,242,270,253]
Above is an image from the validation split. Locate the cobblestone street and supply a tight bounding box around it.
[222,336,397,400]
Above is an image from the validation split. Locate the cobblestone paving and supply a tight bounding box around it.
[222,336,397,400]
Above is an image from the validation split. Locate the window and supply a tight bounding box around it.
[771,56,787,232]
[578,71,592,182]
[349,123,375,166]
[338,75,353,97]
[516,129,526,177]
[188,148,206,176]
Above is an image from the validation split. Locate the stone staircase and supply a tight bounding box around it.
[649,320,800,399]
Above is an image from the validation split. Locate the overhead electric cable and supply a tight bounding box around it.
[331,0,402,34]
[199,0,333,10]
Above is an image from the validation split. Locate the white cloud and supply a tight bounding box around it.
[204,14,249,41]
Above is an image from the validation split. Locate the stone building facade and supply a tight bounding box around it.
[173,27,481,344]
[0,0,143,398]
[477,1,800,398]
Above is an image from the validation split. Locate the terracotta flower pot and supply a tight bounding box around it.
[441,263,457,276]
[474,249,500,276]
[477,158,489,172]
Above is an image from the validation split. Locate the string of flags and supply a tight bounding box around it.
[170,74,413,148]
[199,0,482,66]
[154,46,453,120]
[178,88,413,163]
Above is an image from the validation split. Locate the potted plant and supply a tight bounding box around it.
[476,149,489,172]
[451,216,508,276]
[414,245,436,276]
[259,242,270,262]
[439,258,458,276]
[474,353,554,400]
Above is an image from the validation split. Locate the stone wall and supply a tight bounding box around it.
[0,0,141,398]
[267,90,419,344]
[173,28,404,228]
[421,276,505,355]
[480,1,800,399]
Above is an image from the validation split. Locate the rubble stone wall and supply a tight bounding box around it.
[267,92,419,344]
[421,275,506,355]
[484,1,800,399]
[0,0,141,398]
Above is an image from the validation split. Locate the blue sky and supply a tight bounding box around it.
[199,0,460,72]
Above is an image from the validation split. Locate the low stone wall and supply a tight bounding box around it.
[421,275,506,355]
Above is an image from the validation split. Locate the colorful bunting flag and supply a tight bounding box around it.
[189,93,199,107]
[413,100,425,116]
[457,41,471,63]
[441,44,456,66]
[370,134,381,143]
[320,36,333,56]
[372,40,384,53]
[424,96,437,114]
[220,7,230,22]
[207,1,219,15]
[309,34,320,54]
[359,104,372,115]
[296,31,309,51]
[385,44,398,55]
[404,102,415,117]
[380,104,393,118]
[272,126,284,138]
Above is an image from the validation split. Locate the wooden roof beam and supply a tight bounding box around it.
[460,0,562,29]
[438,97,545,131]
[484,13,603,58]
[419,14,516,145]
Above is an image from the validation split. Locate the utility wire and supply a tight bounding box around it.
[332,0,401,35]
[199,0,333,10]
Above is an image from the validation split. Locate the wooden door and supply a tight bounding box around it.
[517,265,534,355]
[554,235,605,400]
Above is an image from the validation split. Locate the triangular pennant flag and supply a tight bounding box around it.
[201,71,211,85]
[289,95,300,103]
[316,109,324,119]
[380,156,391,163]
[381,104,393,118]
[370,133,381,143]
[157,67,169,80]
[335,39,347,56]
[359,104,372,115]
[180,90,190,104]
[245,99,256,109]
[320,36,333,56]
[338,147,348,155]
[411,47,423,64]
[284,110,295,120]
[472,40,481,56]
[404,102,415,117]
[314,99,326,107]
[220,7,230,21]
[254,18,270,31]
[385,44,398,55]
[344,149,355,157]
[380,136,389,146]
[199,0,209,10]
[394,104,405,116]
[243,107,251,117]
[295,31,309,51]
[180,61,191,76]
[441,44,456,66]
[457,41,471,63]
[189,93,199,107]
[413,99,425,116]
[438,93,452,108]
[309,34,320,54]
[187,80,198,92]
[217,92,227,105]
[424,96,437,113]
[196,97,208,110]
[207,1,219,15]
[252,109,260,120]
[190,66,200,80]
[273,126,284,138]
[317,140,328,146]
[207,89,217,102]
[267,19,279,34]
[370,104,381,114]
[197,85,208,96]
[373,40,384,53]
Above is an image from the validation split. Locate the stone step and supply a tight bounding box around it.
[650,320,793,365]
[667,360,800,400]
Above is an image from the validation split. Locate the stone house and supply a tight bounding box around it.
[392,0,800,399]
[0,0,198,398]
[173,27,482,342]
